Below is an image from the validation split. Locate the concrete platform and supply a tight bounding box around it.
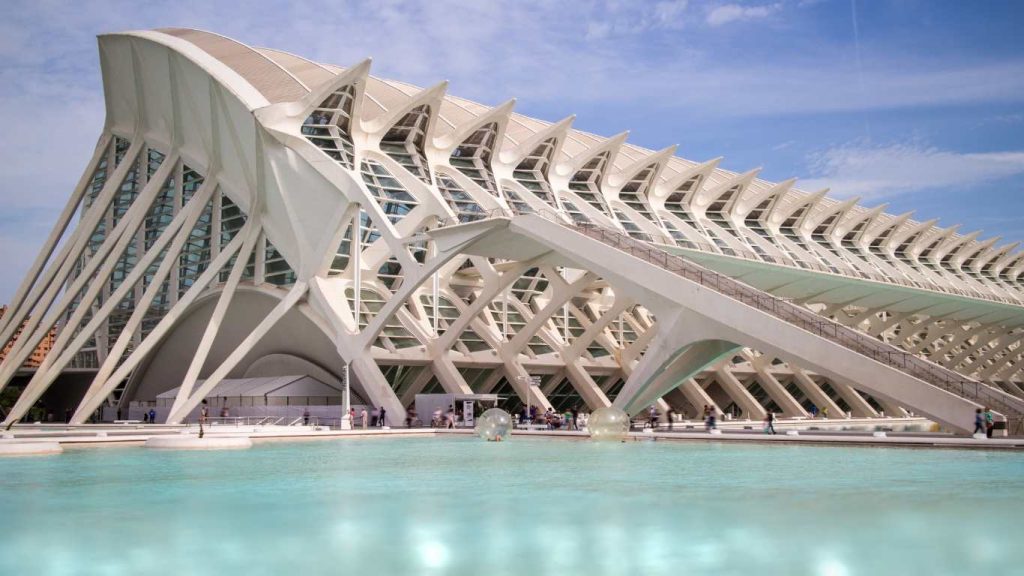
[145,435,253,450]
[0,441,64,456]
[1,423,1021,451]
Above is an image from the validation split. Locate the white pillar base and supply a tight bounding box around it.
[340,414,353,430]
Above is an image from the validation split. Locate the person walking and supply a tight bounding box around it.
[571,407,579,431]
[148,408,157,424]
[984,407,994,438]
[666,408,675,431]
[821,406,829,419]
[705,408,716,432]
[303,407,310,426]
[764,411,776,435]
[199,400,208,439]
[360,408,368,429]
[973,408,985,435]
[648,405,659,430]
[378,406,387,428]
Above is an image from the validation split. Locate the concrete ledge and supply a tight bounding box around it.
[145,435,252,450]
[0,441,63,456]
[3,424,1021,451]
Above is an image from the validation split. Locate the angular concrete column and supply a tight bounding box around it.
[675,378,722,419]
[713,367,768,420]
[746,367,808,418]
[822,377,878,417]
[782,366,845,418]
[564,360,612,410]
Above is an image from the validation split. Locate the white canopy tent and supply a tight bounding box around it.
[156,375,342,407]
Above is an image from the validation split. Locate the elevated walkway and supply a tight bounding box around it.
[430,215,1024,435]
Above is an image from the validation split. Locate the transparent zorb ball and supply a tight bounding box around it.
[475,408,512,441]
[587,407,630,441]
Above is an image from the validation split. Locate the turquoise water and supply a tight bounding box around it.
[1,438,1023,575]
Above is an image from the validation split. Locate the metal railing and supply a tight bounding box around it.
[464,210,1022,431]
[185,415,334,427]
[434,206,1024,306]
[431,207,1024,434]
[564,220,1024,424]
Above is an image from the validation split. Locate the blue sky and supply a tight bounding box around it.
[1,0,1023,302]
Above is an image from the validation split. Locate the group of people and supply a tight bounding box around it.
[645,406,682,430]
[347,406,388,428]
[807,404,830,419]
[702,405,718,431]
[974,407,996,438]
[519,405,581,430]
[642,404,719,432]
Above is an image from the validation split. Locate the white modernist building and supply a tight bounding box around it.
[1,28,1023,433]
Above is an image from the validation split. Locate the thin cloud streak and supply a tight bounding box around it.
[706,3,782,27]
[800,141,1024,200]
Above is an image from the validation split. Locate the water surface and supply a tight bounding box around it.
[1,437,1021,575]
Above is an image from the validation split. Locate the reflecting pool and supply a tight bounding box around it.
[1,438,1022,575]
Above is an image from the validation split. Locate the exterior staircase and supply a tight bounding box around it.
[560,219,1024,435]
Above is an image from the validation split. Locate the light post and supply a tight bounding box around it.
[342,211,363,431]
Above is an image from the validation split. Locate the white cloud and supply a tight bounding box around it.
[800,141,1024,199]
[706,3,781,27]
[583,0,691,39]
[0,0,1023,300]
[653,0,691,26]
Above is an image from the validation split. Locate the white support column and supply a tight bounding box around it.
[434,261,533,351]
[772,362,844,418]
[343,212,362,429]
[87,183,216,388]
[503,362,552,412]
[476,368,506,394]
[2,180,216,425]
[0,139,145,373]
[820,376,879,418]
[619,319,658,375]
[568,299,631,358]
[166,281,308,424]
[71,222,251,423]
[0,147,169,392]
[506,271,596,355]
[427,355,474,396]
[399,362,447,407]
[166,222,262,420]
[970,335,1021,375]
[746,366,809,418]
[563,360,612,409]
[981,347,1024,381]
[713,367,769,420]
[948,330,999,368]
[0,133,111,338]
[675,378,722,419]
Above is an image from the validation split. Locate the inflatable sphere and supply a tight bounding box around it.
[587,407,630,441]
[475,408,512,441]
